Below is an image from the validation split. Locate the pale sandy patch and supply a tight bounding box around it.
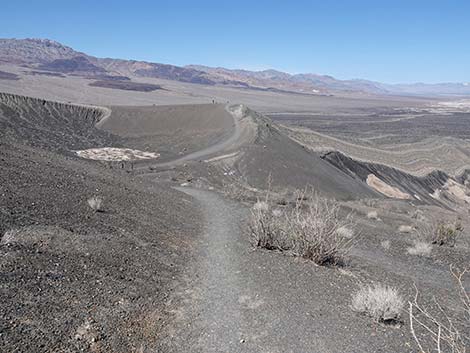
[437,100,470,111]
[75,147,160,161]
[366,174,411,199]
[443,179,470,203]
[204,151,239,163]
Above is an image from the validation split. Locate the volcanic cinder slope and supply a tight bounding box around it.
[1,90,469,353]
[0,93,205,352]
[1,40,470,352]
[99,103,236,163]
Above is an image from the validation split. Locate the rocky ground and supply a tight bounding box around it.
[0,96,203,352]
[0,91,469,352]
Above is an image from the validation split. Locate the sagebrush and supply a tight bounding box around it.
[415,219,463,247]
[407,240,432,257]
[250,188,356,266]
[433,219,463,246]
[351,284,404,323]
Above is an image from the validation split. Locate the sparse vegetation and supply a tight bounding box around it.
[250,200,286,250]
[1,230,16,245]
[432,219,463,246]
[409,267,469,353]
[250,188,356,266]
[407,240,432,257]
[351,284,405,323]
[399,225,413,233]
[367,211,379,220]
[336,226,355,239]
[415,219,463,247]
[87,196,104,212]
[381,240,391,250]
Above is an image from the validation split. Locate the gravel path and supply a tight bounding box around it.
[137,104,256,171]
[162,188,423,353]
[166,187,339,353]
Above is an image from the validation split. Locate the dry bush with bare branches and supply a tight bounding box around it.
[415,219,463,247]
[249,188,357,266]
[433,220,463,247]
[409,267,469,353]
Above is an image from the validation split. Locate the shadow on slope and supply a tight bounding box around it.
[322,151,465,207]
[0,92,119,151]
[224,107,380,200]
[100,103,235,162]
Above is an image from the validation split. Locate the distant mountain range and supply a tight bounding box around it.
[1,38,469,97]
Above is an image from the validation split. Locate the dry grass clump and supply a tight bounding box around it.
[336,226,355,239]
[432,219,463,246]
[407,240,432,257]
[367,211,379,220]
[87,196,104,212]
[409,267,469,353]
[399,225,413,234]
[416,219,463,247]
[250,188,356,266]
[381,240,391,250]
[1,229,17,245]
[250,201,286,251]
[351,284,404,323]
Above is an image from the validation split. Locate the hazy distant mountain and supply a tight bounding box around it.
[379,82,470,97]
[186,65,330,93]
[0,38,219,84]
[0,38,469,96]
[0,38,82,64]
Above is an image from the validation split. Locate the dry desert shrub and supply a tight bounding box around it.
[432,219,463,247]
[399,225,414,234]
[250,200,287,250]
[381,240,391,250]
[409,267,469,353]
[411,209,426,221]
[367,210,379,220]
[87,196,104,212]
[361,198,377,208]
[250,188,357,266]
[416,219,463,247]
[407,240,432,257]
[351,284,405,323]
[336,226,355,239]
[1,229,17,245]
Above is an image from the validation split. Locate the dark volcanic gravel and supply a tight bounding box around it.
[0,94,202,352]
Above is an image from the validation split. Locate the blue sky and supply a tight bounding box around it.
[1,0,469,83]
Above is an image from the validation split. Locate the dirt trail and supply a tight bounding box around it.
[146,104,256,168]
[163,187,415,353]
[168,187,332,352]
